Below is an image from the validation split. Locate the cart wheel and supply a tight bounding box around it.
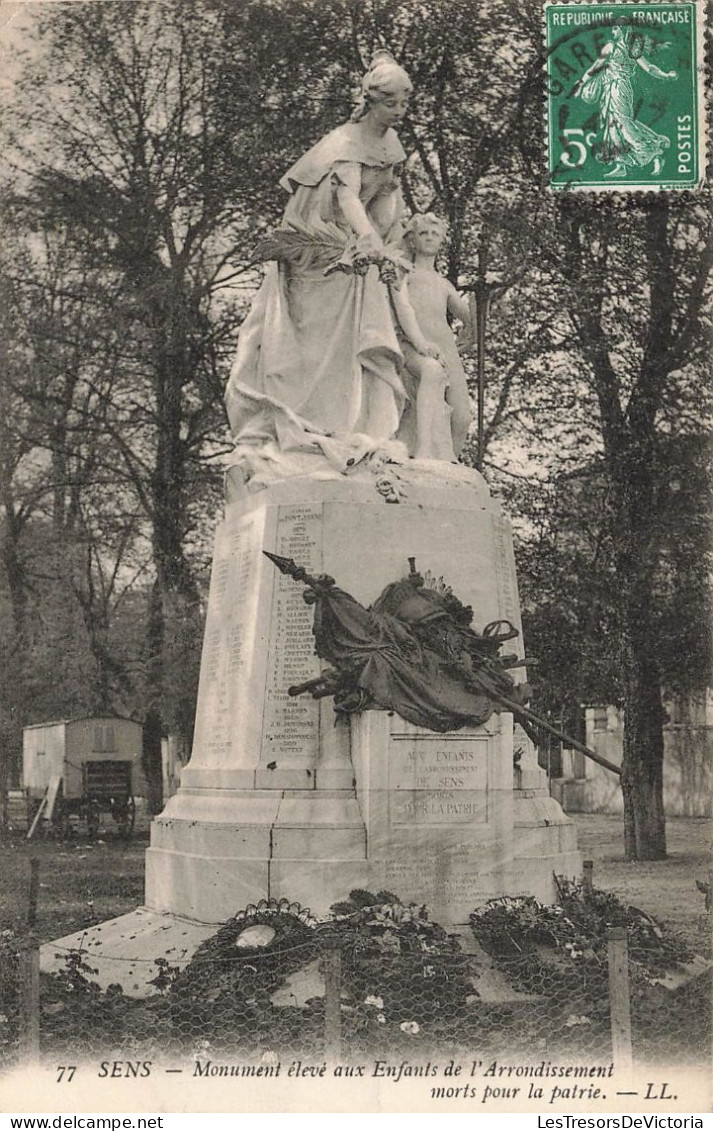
[86,800,100,839]
[117,796,136,839]
[52,800,72,841]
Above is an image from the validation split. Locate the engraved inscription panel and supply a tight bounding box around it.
[388,735,488,826]
[390,737,488,791]
[193,509,265,763]
[261,505,322,762]
[442,868,506,909]
[378,859,439,906]
[390,791,487,826]
[492,512,518,626]
[376,853,500,917]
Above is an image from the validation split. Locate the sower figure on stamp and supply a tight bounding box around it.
[390,213,473,461]
[572,20,677,179]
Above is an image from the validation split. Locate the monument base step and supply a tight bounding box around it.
[40,907,217,997]
[145,843,370,922]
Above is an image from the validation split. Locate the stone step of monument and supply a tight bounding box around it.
[451,932,543,1004]
[41,907,217,997]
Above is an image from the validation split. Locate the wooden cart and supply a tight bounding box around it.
[23,716,145,839]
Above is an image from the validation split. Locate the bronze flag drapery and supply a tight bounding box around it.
[310,583,496,732]
[264,553,622,776]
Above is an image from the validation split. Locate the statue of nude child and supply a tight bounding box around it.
[390,213,473,461]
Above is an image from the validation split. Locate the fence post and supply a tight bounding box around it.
[27,857,40,929]
[18,934,40,1066]
[582,859,593,895]
[322,936,342,1064]
[607,927,633,1077]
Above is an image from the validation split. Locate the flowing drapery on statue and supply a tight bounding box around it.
[226,117,411,459]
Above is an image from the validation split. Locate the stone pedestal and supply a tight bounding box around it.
[42,464,580,992]
[352,712,514,922]
[144,466,580,923]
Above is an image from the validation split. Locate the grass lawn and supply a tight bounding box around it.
[0,814,710,954]
[573,813,711,954]
[0,833,148,941]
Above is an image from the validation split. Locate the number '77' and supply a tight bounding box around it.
[56,1066,77,1082]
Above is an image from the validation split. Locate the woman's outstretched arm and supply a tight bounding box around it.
[637,57,677,79]
[335,183,380,240]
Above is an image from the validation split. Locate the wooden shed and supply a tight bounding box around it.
[23,716,145,836]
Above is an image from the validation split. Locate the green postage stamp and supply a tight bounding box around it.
[545,2,705,190]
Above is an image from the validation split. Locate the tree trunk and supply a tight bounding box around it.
[620,643,667,860]
[616,489,667,860]
[0,755,8,838]
[1,509,28,639]
[142,699,164,816]
[141,280,202,806]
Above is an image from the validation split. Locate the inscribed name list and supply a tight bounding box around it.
[193,509,265,763]
[261,505,323,763]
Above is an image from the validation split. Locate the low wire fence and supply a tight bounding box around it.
[2,916,709,1075]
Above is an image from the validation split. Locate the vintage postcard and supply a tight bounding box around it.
[0,0,710,1117]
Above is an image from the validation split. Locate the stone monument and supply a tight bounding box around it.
[144,461,579,928]
[44,50,579,987]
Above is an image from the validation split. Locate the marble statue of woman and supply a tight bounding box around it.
[225,51,416,476]
[573,23,677,178]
